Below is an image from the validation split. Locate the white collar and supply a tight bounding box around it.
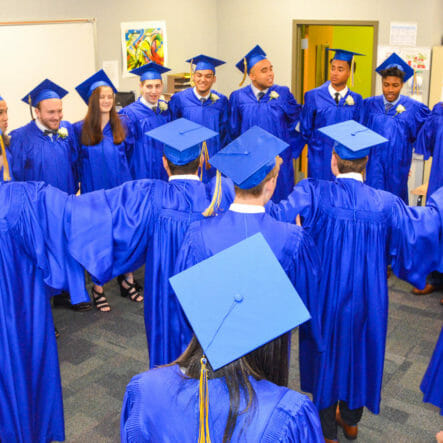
[336,172,363,182]
[168,174,200,182]
[193,87,211,101]
[229,203,265,213]
[328,83,349,100]
[140,96,157,109]
[35,118,56,133]
[251,84,269,100]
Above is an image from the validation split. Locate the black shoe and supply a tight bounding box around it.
[117,276,143,302]
[55,327,60,339]
[52,292,71,308]
[71,301,93,312]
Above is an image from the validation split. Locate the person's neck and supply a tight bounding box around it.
[251,82,268,91]
[101,113,110,131]
[195,87,211,98]
[233,195,266,206]
[330,83,347,92]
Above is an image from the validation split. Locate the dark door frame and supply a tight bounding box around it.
[291,20,379,102]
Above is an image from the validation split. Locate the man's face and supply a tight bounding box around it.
[249,59,274,90]
[35,98,63,130]
[330,59,350,89]
[0,101,8,133]
[140,79,163,104]
[193,69,216,96]
[382,76,403,103]
[98,86,114,114]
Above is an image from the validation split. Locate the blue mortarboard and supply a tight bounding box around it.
[375,52,414,82]
[328,48,365,63]
[235,45,267,74]
[318,120,388,160]
[210,126,288,189]
[22,79,68,107]
[186,54,225,73]
[130,61,171,82]
[0,96,3,101]
[75,69,118,105]
[146,118,218,165]
[170,233,311,371]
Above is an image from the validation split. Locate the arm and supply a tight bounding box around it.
[228,92,242,140]
[219,97,230,148]
[299,91,316,141]
[410,102,431,144]
[168,94,182,120]
[414,115,435,159]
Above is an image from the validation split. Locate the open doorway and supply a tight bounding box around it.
[291,20,379,179]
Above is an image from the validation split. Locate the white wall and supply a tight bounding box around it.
[215,0,443,95]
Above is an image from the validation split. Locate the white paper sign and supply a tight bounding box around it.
[102,60,120,89]
[390,22,417,47]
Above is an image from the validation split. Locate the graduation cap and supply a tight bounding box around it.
[236,45,267,86]
[328,48,365,62]
[210,126,288,189]
[146,118,218,165]
[130,61,171,82]
[186,54,225,73]
[22,79,68,107]
[75,69,118,105]
[375,52,414,82]
[169,232,311,371]
[318,120,388,160]
[0,96,3,101]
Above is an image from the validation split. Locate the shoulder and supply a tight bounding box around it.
[229,86,249,100]
[10,121,34,139]
[210,90,228,103]
[349,90,363,100]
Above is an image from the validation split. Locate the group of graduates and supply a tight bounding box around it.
[0,43,442,443]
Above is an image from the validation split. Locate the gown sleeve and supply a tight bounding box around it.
[9,129,26,181]
[410,102,431,145]
[262,391,324,443]
[65,180,160,285]
[228,91,242,140]
[389,187,443,287]
[19,182,89,304]
[414,113,435,159]
[219,96,230,148]
[299,91,316,141]
[168,94,182,120]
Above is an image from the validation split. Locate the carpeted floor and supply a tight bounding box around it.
[53,271,443,442]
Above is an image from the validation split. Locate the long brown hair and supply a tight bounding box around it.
[81,86,126,146]
[170,334,289,442]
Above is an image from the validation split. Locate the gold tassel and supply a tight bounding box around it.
[28,94,34,120]
[202,170,222,217]
[239,58,247,87]
[190,59,195,87]
[0,131,11,182]
[199,141,210,181]
[350,56,355,88]
[198,356,211,443]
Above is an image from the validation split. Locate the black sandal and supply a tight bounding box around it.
[117,275,143,302]
[91,287,111,312]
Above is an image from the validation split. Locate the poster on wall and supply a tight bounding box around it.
[120,21,167,77]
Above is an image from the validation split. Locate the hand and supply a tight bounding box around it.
[296,214,302,226]
[411,183,428,196]
[436,431,443,443]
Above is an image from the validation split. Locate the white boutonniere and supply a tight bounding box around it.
[345,95,355,106]
[210,93,220,103]
[57,127,68,139]
[269,90,279,100]
[158,101,168,112]
[395,104,406,115]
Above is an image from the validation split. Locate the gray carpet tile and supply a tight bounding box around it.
[54,272,443,442]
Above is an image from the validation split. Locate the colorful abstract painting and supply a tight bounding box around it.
[121,21,167,77]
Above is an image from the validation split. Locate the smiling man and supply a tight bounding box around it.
[10,79,79,194]
[361,52,430,203]
[169,55,228,181]
[300,49,364,181]
[229,45,302,202]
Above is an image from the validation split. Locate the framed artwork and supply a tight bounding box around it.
[120,21,167,77]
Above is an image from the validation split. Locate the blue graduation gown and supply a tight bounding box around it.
[73,121,132,194]
[119,98,170,180]
[0,181,89,443]
[361,95,430,203]
[228,85,302,202]
[267,178,443,413]
[414,102,443,200]
[120,364,324,442]
[66,178,235,368]
[420,327,443,415]
[169,88,229,181]
[300,81,362,181]
[175,209,324,377]
[10,120,79,194]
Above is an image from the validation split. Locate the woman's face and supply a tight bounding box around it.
[98,87,114,114]
[0,101,8,133]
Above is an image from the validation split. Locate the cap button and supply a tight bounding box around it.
[234,294,243,303]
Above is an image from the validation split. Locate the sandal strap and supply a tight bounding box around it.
[92,287,111,311]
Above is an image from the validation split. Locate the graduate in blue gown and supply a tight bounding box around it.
[0,171,89,441]
[10,79,79,194]
[169,55,229,181]
[267,121,443,442]
[66,119,235,369]
[119,62,171,180]
[361,53,430,203]
[420,326,443,415]
[228,45,302,202]
[121,234,324,442]
[300,49,363,182]
[175,127,323,369]
[75,70,140,311]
